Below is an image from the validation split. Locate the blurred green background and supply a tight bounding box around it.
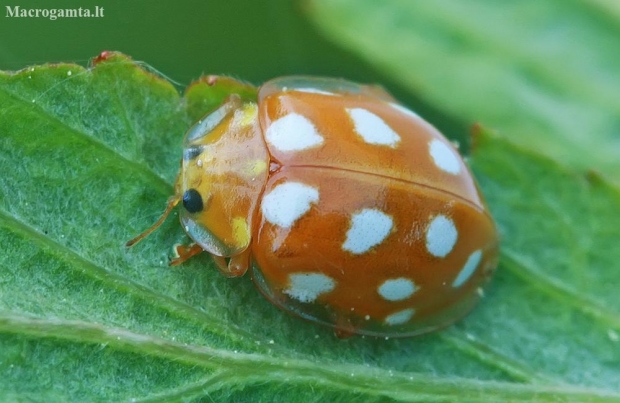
[0,0,462,140]
[2,0,356,80]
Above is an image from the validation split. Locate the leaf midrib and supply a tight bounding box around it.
[2,314,619,403]
[0,75,173,195]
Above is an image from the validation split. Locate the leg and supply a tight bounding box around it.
[170,243,204,266]
[225,249,251,277]
[211,249,251,278]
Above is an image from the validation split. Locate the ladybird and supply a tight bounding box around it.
[128,76,499,337]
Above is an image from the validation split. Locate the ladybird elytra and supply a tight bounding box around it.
[128,76,499,337]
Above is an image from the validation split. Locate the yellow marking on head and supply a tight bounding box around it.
[235,103,258,127]
[232,216,250,248]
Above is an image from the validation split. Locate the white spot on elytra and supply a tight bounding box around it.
[266,113,324,152]
[346,108,400,147]
[261,182,319,228]
[452,250,482,287]
[292,88,335,96]
[385,308,415,326]
[378,278,417,301]
[426,215,458,258]
[284,273,336,303]
[429,139,461,174]
[342,208,393,254]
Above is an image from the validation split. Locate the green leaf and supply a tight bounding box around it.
[184,75,258,122]
[305,0,620,183]
[1,52,620,401]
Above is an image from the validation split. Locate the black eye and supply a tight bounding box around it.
[182,189,203,213]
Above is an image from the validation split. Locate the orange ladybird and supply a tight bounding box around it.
[128,76,499,337]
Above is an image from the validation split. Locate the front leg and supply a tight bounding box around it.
[170,243,204,266]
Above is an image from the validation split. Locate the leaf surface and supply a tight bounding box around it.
[1,52,619,402]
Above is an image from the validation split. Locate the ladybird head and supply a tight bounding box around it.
[177,96,269,258]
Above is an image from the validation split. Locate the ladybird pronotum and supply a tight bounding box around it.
[128,76,499,337]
